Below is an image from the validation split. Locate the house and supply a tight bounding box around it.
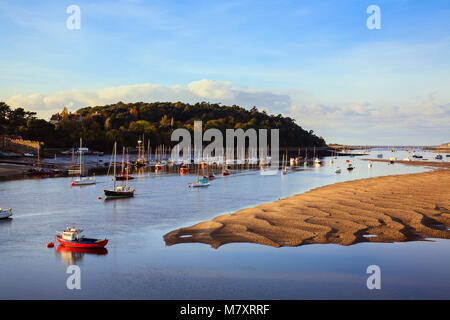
[49,112,82,125]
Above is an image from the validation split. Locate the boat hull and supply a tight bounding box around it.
[103,189,134,198]
[56,235,108,248]
[0,210,13,219]
[72,180,96,186]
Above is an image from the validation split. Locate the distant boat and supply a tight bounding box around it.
[134,136,149,167]
[189,163,210,188]
[104,142,135,198]
[377,154,383,158]
[116,147,134,180]
[313,157,322,166]
[334,168,341,174]
[56,227,108,249]
[180,163,189,175]
[412,154,423,159]
[72,138,96,186]
[29,148,52,176]
[23,152,35,157]
[0,208,13,219]
[435,154,443,160]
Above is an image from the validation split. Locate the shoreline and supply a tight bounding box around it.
[164,163,450,249]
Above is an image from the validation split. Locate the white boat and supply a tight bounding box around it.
[334,168,341,174]
[0,208,13,219]
[23,152,35,157]
[72,176,96,186]
[71,138,96,186]
[260,168,279,176]
[190,181,210,188]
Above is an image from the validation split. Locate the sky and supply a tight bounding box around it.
[0,0,449,145]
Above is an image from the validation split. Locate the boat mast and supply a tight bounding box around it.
[113,142,117,191]
[79,138,82,177]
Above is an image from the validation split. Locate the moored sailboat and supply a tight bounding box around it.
[71,138,96,186]
[104,142,135,198]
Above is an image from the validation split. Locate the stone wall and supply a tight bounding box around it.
[0,136,41,154]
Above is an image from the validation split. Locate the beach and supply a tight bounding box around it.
[164,164,450,248]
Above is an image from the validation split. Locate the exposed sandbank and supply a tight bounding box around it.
[164,165,450,248]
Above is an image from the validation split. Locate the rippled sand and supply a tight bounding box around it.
[164,166,450,248]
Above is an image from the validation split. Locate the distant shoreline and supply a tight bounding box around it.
[164,162,450,248]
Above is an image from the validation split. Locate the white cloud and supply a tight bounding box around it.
[4,80,448,145]
[5,79,291,117]
[290,99,450,144]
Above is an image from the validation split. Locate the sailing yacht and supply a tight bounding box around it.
[189,161,210,188]
[72,138,96,186]
[104,142,135,198]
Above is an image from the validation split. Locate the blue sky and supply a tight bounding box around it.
[1,0,449,145]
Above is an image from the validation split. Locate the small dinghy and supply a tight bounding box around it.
[56,227,108,249]
[189,177,210,188]
[0,208,13,219]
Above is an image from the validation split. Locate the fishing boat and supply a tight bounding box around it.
[0,208,13,219]
[56,227,108,249]
[72,138,96,186]
[104,142,135,198]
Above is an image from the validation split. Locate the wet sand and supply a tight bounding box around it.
[164,164,450,248]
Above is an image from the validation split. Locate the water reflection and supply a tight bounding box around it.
[56,245,108,264]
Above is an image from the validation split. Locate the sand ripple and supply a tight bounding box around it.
[164,169,450,248]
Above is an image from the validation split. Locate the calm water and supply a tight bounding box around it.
[1,149,449,299]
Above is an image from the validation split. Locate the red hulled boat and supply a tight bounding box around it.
[56,227,108,249]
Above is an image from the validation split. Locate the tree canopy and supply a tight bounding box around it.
[0,101,326,150]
